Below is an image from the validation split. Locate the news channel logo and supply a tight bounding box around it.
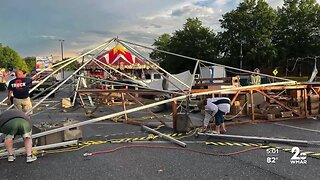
[290,147,307,165]
[266,146,307,164]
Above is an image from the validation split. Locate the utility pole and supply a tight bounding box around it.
[59,39,65,79]
[240,40,243,69]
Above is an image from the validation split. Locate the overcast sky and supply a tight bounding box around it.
[0,0,317,58]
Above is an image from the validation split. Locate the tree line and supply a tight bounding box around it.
[150,0,320,76]
[0,44,29,72]
[0,43,78,73]
[1,0,319,76]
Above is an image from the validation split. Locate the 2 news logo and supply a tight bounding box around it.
[290,147,307,164]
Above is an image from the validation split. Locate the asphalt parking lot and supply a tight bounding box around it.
[0,89,320,180]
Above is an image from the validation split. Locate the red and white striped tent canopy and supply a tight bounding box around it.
[93,44,154,70]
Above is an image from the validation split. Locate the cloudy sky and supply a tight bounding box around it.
[0,0,315,58]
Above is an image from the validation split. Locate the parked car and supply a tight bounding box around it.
[30,75,58,98]
[5,74,16,88]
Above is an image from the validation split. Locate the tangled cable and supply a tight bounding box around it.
[83,144,261,157]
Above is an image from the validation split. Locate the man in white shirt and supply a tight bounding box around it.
[201,97,231,134]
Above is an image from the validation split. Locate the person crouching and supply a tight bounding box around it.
[212,97,231,134]
[201,97,231,134]
[0,109,37,163]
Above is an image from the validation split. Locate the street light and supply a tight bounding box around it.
[239,40,243,69]
[59,39,65,79]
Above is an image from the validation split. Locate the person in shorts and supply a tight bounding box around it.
[0,109,37,163]
[7,69,33,113]
[200,97,231,134]
[201,98,218,132]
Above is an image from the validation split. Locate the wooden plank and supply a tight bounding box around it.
[195,77,232,82]
[126,93,167,126]
[77,88,169,93]
[231,90,241,106]
[250,90,255,121]
[191,84,304,94]
[172,95,177,131]
[193,83,232,87]
[121,93,128,121]
[0,81,297,148]
[311,87,319,96]
[256,85,307,91]
[304,88,308,117]
[191,88,242,94]
[256,90,301,117]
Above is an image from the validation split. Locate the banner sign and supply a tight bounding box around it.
[36,56,53,72]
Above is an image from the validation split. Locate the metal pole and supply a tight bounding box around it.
[0,140,78,157]
[0,56,77,105]
[0,81,296,148]
[189,60,200,91]
[72,76,81,106]
[90,57,150,88]
[198,133,319,146]
[25,39,115,114]
[4,39,113,112]
[91,60,120,81]
[59,39,65,79]
[26,52,98,115]
[119,39,294,82]
[30,40,112,94]
[119,41,190,91]
[142,125,186,147]
[81,60,184,95]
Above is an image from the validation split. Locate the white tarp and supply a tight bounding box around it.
[146,71,193,91]
[308,59,318,82]
[200,66,226,83]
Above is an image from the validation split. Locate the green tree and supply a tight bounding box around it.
[0,44,29,72]
[150,33,171,62]
[274,0,320,66]
[219,0,278,70]
[56,58,80,70]
[151,18,218,73]
[24,56,36,72]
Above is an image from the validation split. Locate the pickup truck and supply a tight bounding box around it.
[30,76,58,98]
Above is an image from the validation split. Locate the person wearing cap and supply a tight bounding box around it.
[7,69,33,113]
[251,68,261,85]
[0,109,37,162]
[200,97,231,134]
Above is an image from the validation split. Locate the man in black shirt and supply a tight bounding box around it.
[7,70,33,113]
